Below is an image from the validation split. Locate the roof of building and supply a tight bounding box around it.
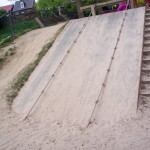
[13,0,35,12]
[0,4,13,12]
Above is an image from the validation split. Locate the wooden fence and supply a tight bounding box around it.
[12,8,37,22]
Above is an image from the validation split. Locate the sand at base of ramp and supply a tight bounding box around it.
[0,23,65,109]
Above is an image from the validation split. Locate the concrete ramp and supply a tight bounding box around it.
[13,7,145,126]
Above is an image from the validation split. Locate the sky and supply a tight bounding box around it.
[0,0,38,7]
[0,0,14,7]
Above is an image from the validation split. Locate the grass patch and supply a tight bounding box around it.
[5,24,67,105]
[0,46,16,69]
[0,20,40,48]
[0,56,5,67]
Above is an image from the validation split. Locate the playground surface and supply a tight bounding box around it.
[1,7,150,150]
[14,7,144,125]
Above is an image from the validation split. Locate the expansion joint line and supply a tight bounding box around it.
[87,11,127,127]
[24,12,92,120]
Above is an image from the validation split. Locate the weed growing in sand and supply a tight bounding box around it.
[5,24,66,105]
[0,46,16,69]
[0,56,5,66]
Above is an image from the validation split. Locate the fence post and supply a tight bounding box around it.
[91,5,96,16]
[9,12,15,40]
[76,0,84,18]
[130,0,134,8]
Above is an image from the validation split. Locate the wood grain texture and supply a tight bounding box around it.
[13,8,145,128]
[29,12,125,127]
[13,19,87,115]
[92,7,145,124]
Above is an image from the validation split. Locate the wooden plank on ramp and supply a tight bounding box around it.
[29,12,124,127]
[13,19,87,115]
[13,8,144,128]
[92,7,145,124]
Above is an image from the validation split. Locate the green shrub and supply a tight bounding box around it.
[0,9,6,17]
[0,9,7,29]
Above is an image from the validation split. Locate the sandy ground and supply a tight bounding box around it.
[1,9,150,150]
[0,23,65,109]
[0,97,150,150]
[0,23,66,149]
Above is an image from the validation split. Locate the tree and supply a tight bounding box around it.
[76,0,84,18]
[0,10,7,17]
[36,0,76,11]
[36,0,104,18]
[81,0,96,5]
[0,10,7,29]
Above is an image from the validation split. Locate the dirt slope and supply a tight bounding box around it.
[0,23,65,109]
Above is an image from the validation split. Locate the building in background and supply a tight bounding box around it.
[13,0,35,12]
[0,4,13,12]
[12,0,36,21]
